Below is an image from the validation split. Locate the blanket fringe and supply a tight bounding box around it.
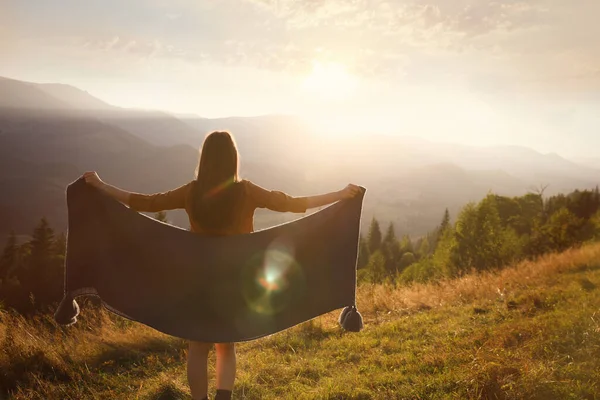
[54,295,80,326]
[339,305,363,332]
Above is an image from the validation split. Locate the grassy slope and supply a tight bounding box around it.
[1,244,600,400]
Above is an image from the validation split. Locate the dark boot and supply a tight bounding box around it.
[215,389,232,400]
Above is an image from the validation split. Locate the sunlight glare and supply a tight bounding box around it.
[302,61,358,101]
[306,113,398,137]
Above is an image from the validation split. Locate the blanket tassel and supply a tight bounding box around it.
[339,305,363,332]
[54,294,80,326]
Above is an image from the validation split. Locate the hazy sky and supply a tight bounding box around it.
[1,1,599,157]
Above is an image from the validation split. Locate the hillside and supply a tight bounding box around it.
[36,83,115,111]
[0,107,199,234]
[1,243,599,399]
[0,78,72,110]
[0,76,203,147]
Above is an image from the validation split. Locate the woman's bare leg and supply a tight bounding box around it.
[187,341,212,400]
[215,342,236,392]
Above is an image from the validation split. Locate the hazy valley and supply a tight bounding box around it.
[1,76,599,239]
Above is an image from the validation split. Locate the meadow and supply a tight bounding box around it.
[1,243,599,399]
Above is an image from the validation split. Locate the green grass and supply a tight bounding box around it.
[2,244,600,399]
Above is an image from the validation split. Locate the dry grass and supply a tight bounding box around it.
[356,243,600,318]
[1,243,600,399]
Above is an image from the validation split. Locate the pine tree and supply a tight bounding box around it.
[30,218,55,266]
[383,222,396,245]
[0,231,17,280]
[440,209,450,232]
[25,218,56,308]
[381,223,400,274]
[367,217,382,253]
[432,227,457,277]
[357,235,370,269]
[431,208,451,253]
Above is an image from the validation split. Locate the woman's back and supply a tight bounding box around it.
[128,179,308,235]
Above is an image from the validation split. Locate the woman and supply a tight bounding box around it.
[83,131,360,400]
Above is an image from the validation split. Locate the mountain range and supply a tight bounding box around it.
[1,76,599,239]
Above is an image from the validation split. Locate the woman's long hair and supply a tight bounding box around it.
[191,131,243,232]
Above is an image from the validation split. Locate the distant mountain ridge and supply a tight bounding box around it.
[37,83,114,111]
[2,75,595,181]
[0,77,73,110]
[0,77,203,147]
[1,75,599,238]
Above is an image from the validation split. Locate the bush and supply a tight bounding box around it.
[399,258,442,284]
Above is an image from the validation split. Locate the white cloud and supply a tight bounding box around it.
[240,0,600,91]
[104,36,121,51]
[3,0,600,147]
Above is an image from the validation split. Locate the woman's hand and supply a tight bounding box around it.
[82,172,132,204]
[340,184,361,200]
[83,171,105,189]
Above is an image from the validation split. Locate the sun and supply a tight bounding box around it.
[299,60,367,136]
[302,61,358,101]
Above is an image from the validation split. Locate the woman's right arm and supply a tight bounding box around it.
[246,181,361,213]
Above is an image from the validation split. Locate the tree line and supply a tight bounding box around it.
[0,218,65,314]
[359,187,600,284]
[0,212,168,314]
[1,189,599,315]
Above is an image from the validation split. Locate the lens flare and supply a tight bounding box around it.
[204,177,235,198]
[241,237,306,316]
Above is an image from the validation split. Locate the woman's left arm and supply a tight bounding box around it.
[83,171,132,205]
[304,184,362,209]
